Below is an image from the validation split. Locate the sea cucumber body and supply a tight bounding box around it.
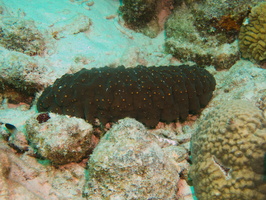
[37,65,216,127]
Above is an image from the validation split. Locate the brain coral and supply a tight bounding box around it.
[239,2,266,63]
[190,100,266,200]
[37,65,216,127]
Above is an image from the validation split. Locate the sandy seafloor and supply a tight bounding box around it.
[0,0,266,199]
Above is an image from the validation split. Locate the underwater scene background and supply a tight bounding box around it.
[0,0,265,199]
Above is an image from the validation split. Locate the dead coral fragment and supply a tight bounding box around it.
[84,118,180,199]
[239,2,266,63]
[25,113,97,165]
[0,17,45,56]
[165,0,261,69]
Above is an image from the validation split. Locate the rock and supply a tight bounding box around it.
[84,118,180,199]
[8,130,29,152]
[165,0,262,69]
[0,48,48,104]
[0,140,42,200]
[0,16,45,56]
[25,113,98,165]
[49,14,92,39]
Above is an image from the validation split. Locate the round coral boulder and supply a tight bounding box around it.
[190,100,266,200]
[25,113,97,165]
[84,118,180,199]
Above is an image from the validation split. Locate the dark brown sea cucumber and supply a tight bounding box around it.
[37,65,216,127]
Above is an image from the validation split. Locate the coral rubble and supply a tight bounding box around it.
[25,113,98,165]
[49,14,92,39]
[0,16,45,56]
[165,0,262,69]
[0,139,86,199]
[0,48,48,105]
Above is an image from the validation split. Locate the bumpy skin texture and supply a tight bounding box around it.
[37,65,216,127]
[239,2,266,63]
[190,100,266,200]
